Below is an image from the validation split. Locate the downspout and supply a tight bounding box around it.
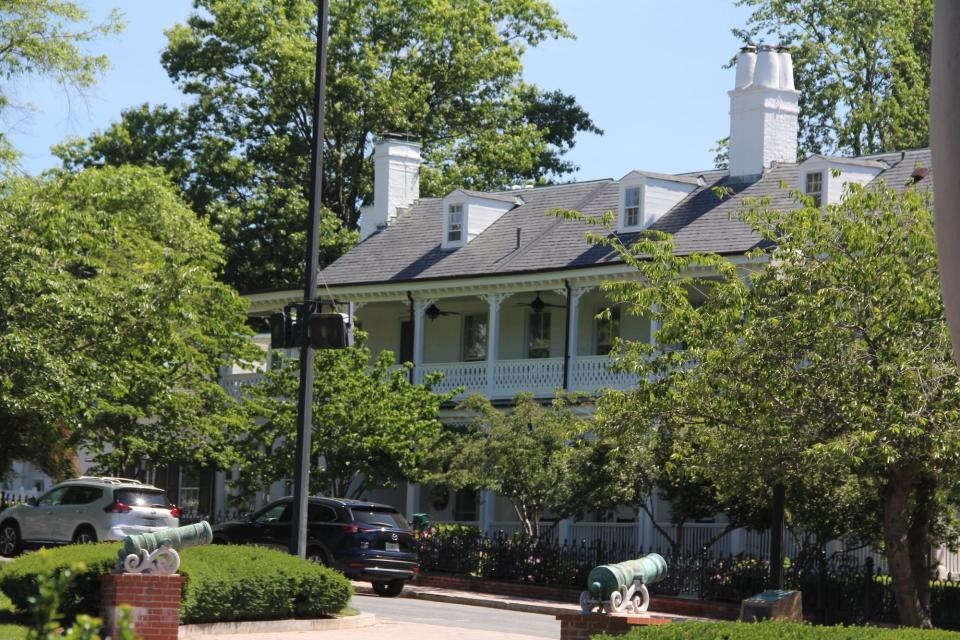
[563,279,571,391]
[407,291,415,384]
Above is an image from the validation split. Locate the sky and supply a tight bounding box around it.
[9,0,756,180]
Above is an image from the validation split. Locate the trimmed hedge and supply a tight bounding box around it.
[0,543,352,624]
[599,621,960,640]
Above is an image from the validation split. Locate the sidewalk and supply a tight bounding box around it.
[351,580,693,620]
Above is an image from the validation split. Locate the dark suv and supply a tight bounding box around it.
[211,497,419,596]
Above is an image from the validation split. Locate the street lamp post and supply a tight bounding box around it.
[289,0,330,559]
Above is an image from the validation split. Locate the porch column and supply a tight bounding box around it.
[412,298,434,383]
[485,293,507,397]
[565,287,588,391]
[639,494,655,553]
[558,518,573,545]
[479,489,497,536]
[730,527,745,556]
[405,482,421,520]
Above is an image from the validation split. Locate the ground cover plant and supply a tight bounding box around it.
[598,620,960,640]
[0,543,351,624]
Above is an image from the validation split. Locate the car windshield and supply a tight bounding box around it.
[115,489,170,508]
[350,507,409,529]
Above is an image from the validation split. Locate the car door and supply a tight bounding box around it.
[60,486,103,541]
[21,487,69,542]
[249,502,292,551]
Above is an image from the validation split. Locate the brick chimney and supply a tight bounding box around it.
[728,44,800,178]
[359,135,422,241]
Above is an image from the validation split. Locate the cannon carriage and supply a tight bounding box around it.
[579,553,668,614]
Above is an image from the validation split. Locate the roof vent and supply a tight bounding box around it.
[910,166,930,183]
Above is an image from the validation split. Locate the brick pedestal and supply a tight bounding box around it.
[556,613,672,640]
[100,573,186,640]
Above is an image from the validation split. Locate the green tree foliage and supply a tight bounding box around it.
[566,182,957,627]
[235,341,451,499]
[733,0,932,157]
[431,393,590,537]
[56,0,601,292]
[0,166,257,479]
[0,1,123,170]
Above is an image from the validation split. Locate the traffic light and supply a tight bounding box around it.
[269,311,299,349]
[308,312,351,349]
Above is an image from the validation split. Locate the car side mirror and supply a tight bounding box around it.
[27,497,37,507]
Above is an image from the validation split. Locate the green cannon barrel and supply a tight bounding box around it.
[587,553,668,600]
[118,521,213,563]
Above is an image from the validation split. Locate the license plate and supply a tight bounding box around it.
[386,542,399,552]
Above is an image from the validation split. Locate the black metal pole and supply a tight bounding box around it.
[290,0,330,559]
[769,482,786,590]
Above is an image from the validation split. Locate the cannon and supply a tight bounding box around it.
[579,553,668,614]
[117,521,213,575]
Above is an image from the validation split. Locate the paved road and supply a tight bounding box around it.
[351,593,559,638]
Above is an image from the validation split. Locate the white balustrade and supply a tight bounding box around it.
[493,357,564,398]
[220,372,264,399]
[571,355,641,393]
[415,361,488,396]
[568,522,640,549]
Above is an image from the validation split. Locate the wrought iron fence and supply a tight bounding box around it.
[415,528,960,629]
[178,510,249,525]
[0,491,37,510]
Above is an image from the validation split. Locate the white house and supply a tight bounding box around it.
[213,44,938,559]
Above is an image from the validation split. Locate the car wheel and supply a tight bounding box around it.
[72,526,97,544]
[212,536,229,545]
[305,548,328,565]
[372,579,405,597]
[0,521,21,557]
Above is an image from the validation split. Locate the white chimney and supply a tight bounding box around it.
[359,136,421,240]
[728,44,800,178]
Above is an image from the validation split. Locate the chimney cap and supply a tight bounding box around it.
[740,44,757,53]
[375,132,421,145]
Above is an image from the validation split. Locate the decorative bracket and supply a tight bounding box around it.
[579,580,650,615]
[120,545,181,575]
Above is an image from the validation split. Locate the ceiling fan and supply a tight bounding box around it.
[425,303,461,321]
[514,292,566,314]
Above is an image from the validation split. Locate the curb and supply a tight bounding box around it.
[178,612,376,637]
[353,583,576,617]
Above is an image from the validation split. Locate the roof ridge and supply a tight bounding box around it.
[493,180,612,273]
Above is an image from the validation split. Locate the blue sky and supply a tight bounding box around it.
[9,1,755,180]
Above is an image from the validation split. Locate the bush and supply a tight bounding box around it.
[178,545,351,623]
[0,544,116,620]
[0,543,352,624]
[599,621,960,640]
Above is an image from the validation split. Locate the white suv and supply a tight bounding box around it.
[0,477,180,556]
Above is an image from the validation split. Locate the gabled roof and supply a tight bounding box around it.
[319,150,932,287]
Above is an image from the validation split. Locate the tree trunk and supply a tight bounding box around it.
[881,476,933,628]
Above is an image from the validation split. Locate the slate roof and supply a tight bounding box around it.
[320,149,933,287]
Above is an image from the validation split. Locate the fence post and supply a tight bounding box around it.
[862,556,874,623]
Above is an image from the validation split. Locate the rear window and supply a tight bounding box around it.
[114,489,170,508]
[350,507,409,529]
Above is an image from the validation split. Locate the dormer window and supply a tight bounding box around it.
[447,204,463,243]
[805,171,823,207]
[624,187,641,227]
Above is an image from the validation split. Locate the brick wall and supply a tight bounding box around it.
[556,613,672,640]
[100,573,185,640]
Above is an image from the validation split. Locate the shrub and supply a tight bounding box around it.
[178,545,352,623]
[598,621,960,640]
[0,544,116,620]
[0,543,352,624]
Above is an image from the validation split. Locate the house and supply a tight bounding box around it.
[214,44,939,559]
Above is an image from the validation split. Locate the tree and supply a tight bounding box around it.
[563,182,958,627]
[0,1,123,170]
[733,0,932,157]
[56,0,601,292]
[432,393,590,538]
[234,341,451,500]
[0,166,258,479]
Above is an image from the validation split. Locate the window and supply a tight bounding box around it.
[179,467,201,514]
[255,502,291,524]
[62,486,103,505]
[595,307,621,355]
[805,171,823,206]
[447,204,463,243]
[399,320,413,364]
[308,503,338,523]
[37,487,68,507]
[114,489,170,508]
[624,186,641,227]
[350,507,410,529]
[453,488,478,521]
[527,310,551,358]
[462,314,488,361]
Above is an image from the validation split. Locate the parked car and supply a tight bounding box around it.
[0,477,180,557]
[211,497,419,597]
